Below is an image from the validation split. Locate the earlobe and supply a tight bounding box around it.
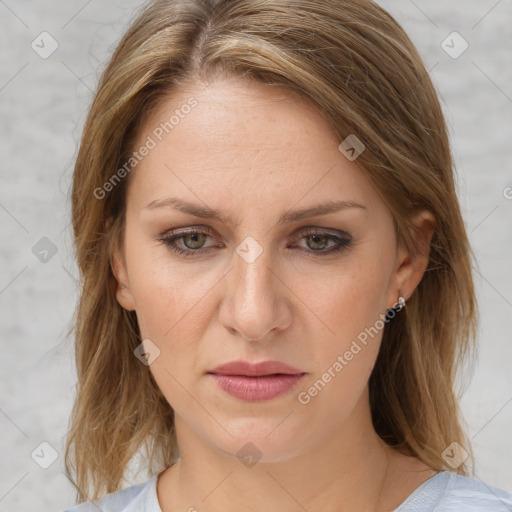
[111,251,136,311]
[393,209,436,303]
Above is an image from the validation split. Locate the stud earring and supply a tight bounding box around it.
[395,296,406,312]
[385,296,406,318]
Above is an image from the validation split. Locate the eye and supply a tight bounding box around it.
[157,226,352,258]
[157,227,220,256]
[291,228,352,255]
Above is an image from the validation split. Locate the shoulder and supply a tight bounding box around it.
[436,472,512,511]
[396,471,512,511]
[60,475,161,512]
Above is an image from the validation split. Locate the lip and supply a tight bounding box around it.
[209,374,306,401]
[208,360,304,377]
[207,360,306,402]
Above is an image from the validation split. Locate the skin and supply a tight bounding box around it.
[113,75,437,512]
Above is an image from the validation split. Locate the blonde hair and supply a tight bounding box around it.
[65,0,478,502]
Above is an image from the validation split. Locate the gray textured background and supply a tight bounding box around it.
[0,0,511,510]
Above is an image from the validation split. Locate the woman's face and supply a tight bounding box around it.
[113,76,430,463]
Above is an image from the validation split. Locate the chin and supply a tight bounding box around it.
[208,418,313,465]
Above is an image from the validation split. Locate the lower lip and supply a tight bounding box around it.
[209,373,306,401]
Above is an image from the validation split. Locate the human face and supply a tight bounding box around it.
[113,76,408,463]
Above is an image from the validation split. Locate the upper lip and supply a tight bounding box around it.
[208,360,305,377]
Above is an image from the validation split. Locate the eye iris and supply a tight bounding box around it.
[307,234,328,251]
[184,232,207,249]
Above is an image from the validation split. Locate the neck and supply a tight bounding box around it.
[157,388,413,512]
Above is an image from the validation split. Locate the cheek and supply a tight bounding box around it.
[128,257,206,410]
[124,235,216,386]
[124,230,202,338]
[300,257,390,404]
[312,258,389,345]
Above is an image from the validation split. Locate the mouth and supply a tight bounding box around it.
[207,360,307,401]
[207,373,306,402]
[208,359,305,377]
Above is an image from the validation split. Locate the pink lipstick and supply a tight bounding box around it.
[207,360,306,402]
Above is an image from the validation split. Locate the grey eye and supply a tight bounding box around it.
[304,234,331,251]
[182,232,209,249]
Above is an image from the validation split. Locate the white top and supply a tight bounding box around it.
[61,470,512,511]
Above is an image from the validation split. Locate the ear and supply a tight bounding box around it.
[388,209,436,307]
[111,248,136,311]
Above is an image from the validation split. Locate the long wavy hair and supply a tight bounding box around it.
[65,0,478,502]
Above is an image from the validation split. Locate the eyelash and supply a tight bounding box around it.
[156,226,352,258]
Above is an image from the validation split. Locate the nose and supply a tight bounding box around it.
[218,243,293,342]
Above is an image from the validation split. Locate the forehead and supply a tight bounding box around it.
[145,76,337,154]
[127,76,383,217]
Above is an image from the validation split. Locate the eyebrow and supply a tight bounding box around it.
[144,197,367,226]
